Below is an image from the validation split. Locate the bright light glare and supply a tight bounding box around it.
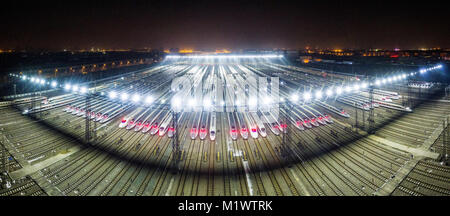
[336,87,343,95]
[303,92,311,101]
[109,91,117,99]
[361,82,368,88]
[172,97,181,107]
[22,76,27,80]
[80,87,87,93]
[235,100,241,106]
[120,93,128,101]
[326,89,333,96]
[64,84,71,90]
[203,98,211,107]
[249,97,257,107]
[72,85,79,92]
[51,81,57,87]
[290,94,299,102]
[353,84,360,91]
[145,96,153,104]
[131,94,140,102]
[315,91,322,99]
[39,79,45,85]
[264,97,272,104]
[345,86,351,93]
[188,98,196,107]
[375,80,381,86]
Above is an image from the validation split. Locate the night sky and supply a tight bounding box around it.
[1,0,449,50]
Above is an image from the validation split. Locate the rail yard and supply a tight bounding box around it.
[0,56,448,196]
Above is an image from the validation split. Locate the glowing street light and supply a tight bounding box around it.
[344,86,351,93]
[361,82,368,89]
[131,94,140,103]
[64,84,71,91]
[109,91,117,99]
[145,95,153,104]
[188,98,196,107]
[326,89,333,97]
[290,94,299,102]
[336,87,343,95]
[249,97,257,107]
[51,81,57,87]
[120,93,128,101]
[315,90,322,99]
[303,92,311,101]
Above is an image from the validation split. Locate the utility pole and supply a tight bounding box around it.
[85,94,91,143]
[1,141,6,174]
[172,110,179,166]
[445,116,449,163]
[368,86,375,134]
[354,102,358,129]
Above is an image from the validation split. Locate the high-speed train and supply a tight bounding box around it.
[297,106,320,127]
[167,112,184,138]
[209,112,216,141]
[315,101,350,118]
[244,113,259,139]
[227,112,239,140]
[158,114,172,136]
[199,112,209,140]
[250,112,266,138]
[337,97,371,111]
[291,107,313,129]
[236,112,249,139]
[301,105,326,125]
[261,112,280,136]
[190,112,202,139]
[150,111,168,135]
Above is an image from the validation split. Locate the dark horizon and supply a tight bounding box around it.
[1,0,449,50]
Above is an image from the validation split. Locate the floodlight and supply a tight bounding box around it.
[336,87,343,95]
[145,95,153,104]
[345,86,351,93]
[188,98,196,107]
[131,94,140,102]
[249,97,257,107]
[361,82,368,89]
[290,94,299,102]
[120,93,128,101]
[109,91,117,99]
[315,91,322,99]
[303,92,311,101]
[64,84,71,90]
